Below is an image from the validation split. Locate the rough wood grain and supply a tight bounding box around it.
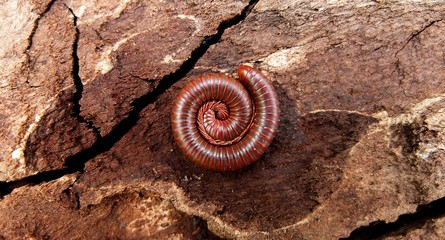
[1,0,445,239]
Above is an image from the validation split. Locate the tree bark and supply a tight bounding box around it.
[1,0,445,239]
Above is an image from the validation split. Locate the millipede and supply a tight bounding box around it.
[171,65,280,171]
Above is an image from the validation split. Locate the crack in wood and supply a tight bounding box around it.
[66,6,101,137]
[0,0,259,197]
[394,19,443,58]
[392,19,442,96]
[342,196,445,240]
[2,2,445,239]
[24,0,57,84]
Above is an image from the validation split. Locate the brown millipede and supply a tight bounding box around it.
[171,65,280,171]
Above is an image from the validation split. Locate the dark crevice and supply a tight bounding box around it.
[26,0,57,55]
[24,0,57,83]
[2,3,445,239]
[394,19,442,57]
[67,7,101,137]
[60,177,81,210]
[342,196,445,240]
[63,0,259,170]
[191,216,224,240]
[392,19,441,94]
[0,169,70,197]
[0,0,259,197]
[403,19,441,46]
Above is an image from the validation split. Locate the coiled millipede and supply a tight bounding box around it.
[171,65,280,171]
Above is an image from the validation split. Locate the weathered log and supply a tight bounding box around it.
[1,0,445,239]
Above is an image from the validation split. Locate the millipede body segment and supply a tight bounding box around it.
[171,65,280,171]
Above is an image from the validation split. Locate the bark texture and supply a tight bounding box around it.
[1,0,445,239]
